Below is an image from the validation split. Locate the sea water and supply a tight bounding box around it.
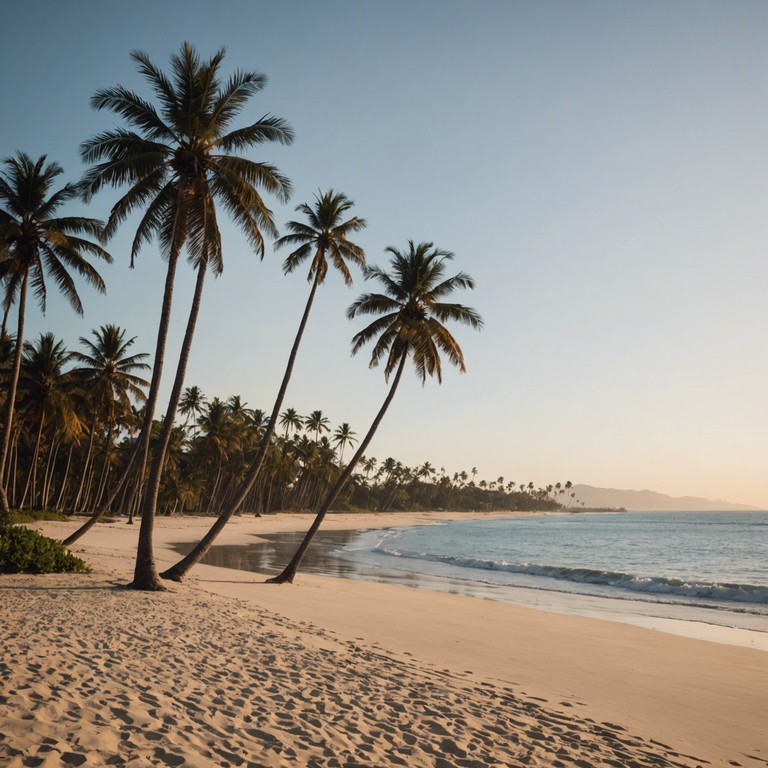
[181,510,768,646]
[333,511,768,642]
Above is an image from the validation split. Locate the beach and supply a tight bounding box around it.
[2,512,766,767]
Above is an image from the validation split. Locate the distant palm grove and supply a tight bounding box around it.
[0,353,567,516]
[0,43,568,588]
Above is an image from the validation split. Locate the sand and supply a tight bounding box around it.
[1,512,766,767]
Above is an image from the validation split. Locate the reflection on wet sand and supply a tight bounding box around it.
[172,529,421,584]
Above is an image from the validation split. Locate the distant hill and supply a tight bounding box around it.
[572,484,760,512]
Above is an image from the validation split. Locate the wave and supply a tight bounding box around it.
[375,547,768,605]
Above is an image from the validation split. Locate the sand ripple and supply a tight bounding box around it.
[1,573,710,767]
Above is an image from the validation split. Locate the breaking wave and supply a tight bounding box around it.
[374,546,768,605]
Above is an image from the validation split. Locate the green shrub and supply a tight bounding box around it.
[9,509,69,524]
[0,525,90,574]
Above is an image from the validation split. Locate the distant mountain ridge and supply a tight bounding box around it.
[572,484,760,512]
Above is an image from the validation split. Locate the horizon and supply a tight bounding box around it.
[3,1,768,508]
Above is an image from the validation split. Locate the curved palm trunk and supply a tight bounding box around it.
[161,273,322,581]
[94,421,115,508]
[268,353,407,584]
[42,437,61,509]
[56,442,75,512]
[62,250,180,547]
[131,256,208,590]
[29,414,46,508]
[0,272,28,520]
[72,418,98,512]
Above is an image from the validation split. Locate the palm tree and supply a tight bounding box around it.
[304,410,331,443]
[81,43,293,589]
[268,240,482,583]
[15,333,81,509]
[178,385,207,437]
[332,422,357,464]
[160,190,365,582]
[63,325,149,545]
[0,152,110,520]
[279,407,302,439]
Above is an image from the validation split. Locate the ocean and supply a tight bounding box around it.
[332,511,768,644]
[181,510,768,647]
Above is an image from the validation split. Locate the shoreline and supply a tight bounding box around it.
[174,510,768,651]
[3,512,766,766]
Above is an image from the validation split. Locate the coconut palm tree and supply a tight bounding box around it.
[178,385,207,438]
[80,43,293,589]
[15,333,82,509]
[279,407,302,440]
[160,190,365,582]
[304,410,331,443]
[268,240,482,583]
[332,422,357,464]
[63,325,149,545]
[0,152,110,520]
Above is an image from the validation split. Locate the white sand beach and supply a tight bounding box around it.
[1,512,766,767]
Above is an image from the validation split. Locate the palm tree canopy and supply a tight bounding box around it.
[179,385,207,422]
[275,189,366,286]
[18,332,83,440]
[333,422,357,447]
[304,409,330,438]
[279,407,303,435]
[80,42,294,271]
[347,241,483,383]
[71,324,150,423]
[0,152,111,316]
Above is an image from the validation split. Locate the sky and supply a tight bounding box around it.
[2,1,768,508]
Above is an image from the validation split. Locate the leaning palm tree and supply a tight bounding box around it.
[63,325,149,545]
[0,152,110,520]
[268,240,482,583]
[160,189,365,582]
[80,43,293,589]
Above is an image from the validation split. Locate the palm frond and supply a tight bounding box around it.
[210,70,267,133]
[91,86,176,142]
[215,115,295,153]
[281,243,314,275]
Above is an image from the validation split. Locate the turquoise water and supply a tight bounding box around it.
[336,512,768,615]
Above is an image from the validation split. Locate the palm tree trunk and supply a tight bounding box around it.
[42,436,60,509]
[94,422,114,508]
[0,272,28,520]
[62,247,180,546]
[268,353,407,584]
[72,418,98,512]
[161,273,322,581]
[9,429,20,508]
[29,414,46,508]
[131,254,208,590]
[56,442,75,512]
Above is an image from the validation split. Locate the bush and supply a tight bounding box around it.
[0,525,90,574]
[9,509,69,524]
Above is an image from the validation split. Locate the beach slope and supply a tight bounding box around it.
[1,513,766,767]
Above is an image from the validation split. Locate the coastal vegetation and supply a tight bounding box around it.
[0,42,567,584]
[0,524,89,574]
[0,330,565,521]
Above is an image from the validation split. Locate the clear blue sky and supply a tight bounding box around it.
[3,1,768,507]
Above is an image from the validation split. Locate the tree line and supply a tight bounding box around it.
[1,43,568,589]
[0,333,565,521]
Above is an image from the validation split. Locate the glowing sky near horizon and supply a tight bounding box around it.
[3,1,768,507]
